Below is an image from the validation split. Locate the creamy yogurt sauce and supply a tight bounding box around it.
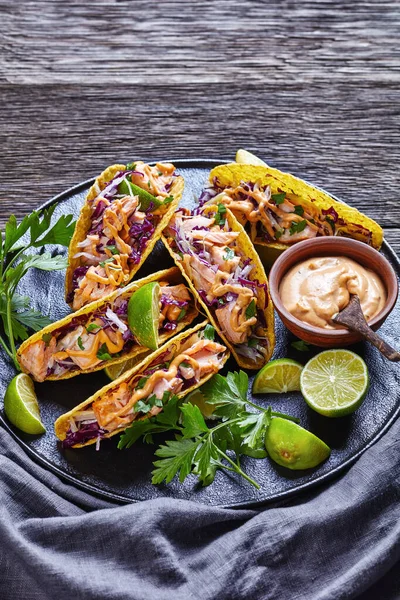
[279,256,387,329]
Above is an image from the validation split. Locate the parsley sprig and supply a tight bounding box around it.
[118,371,299,489]
[0,205,75,368]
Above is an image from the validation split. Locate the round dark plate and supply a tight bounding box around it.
[1,159,399,509]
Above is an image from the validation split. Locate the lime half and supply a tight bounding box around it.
[118,178,162,211]
[185,389,219,420]
[300,349,369,418]
[104,356,144,381]
[253,358,303,394]
[235,149,267,166]
[265,417,330,470]
[128,282,160,351]
[4,373,46,435]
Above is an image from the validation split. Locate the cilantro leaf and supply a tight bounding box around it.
[245,299,257,319]
[104,245,120,255]
[163,195,174,204]
[289,220,307,236]
[86,323,101,333]
[31,214,76,247]
[274,229,284,239]
[201,371,248,418]
[193,437,220,486]
[77,336,84,351]
[152,438,201,484]
[126,162,137,170]
[118,418,169,449]
[293,205,304,216]
[96,343,112,361]
[203,324,215,340]
[291,339,311,352]
[271,193,286,205]
[41,333,52,347]
[223,247,235,261]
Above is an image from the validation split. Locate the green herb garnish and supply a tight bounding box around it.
[164,195,174,204]
[291,340,311,352]
[177,308,187,322]
[293,205,304,216]
[0,205,75,369]
[126,162,137,170]
[118,371,299,488]
[223,247,235,261]
[245,299,257,319]
[274,229,284,239]
[271,193,286,205]
[289,220,307,236]
[214,204,227,226]
[203,324,215,341]
[96,343,112,361]
[86,323,100,333]
[77,336,84,351]
[104,245,120,255]
[41,333,52,347]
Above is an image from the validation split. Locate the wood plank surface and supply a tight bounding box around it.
[0,0,399,255]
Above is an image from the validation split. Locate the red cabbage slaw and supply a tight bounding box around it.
[69,166,178,303]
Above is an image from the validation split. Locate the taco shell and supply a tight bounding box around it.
[55,321,229,447]
[17,267,198,382]
[162,205,275,370]
[209,163,383,251]
[65,163,184,307]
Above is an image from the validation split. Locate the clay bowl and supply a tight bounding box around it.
[268,237,399,348]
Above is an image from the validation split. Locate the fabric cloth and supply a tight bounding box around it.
[0,417,399,600]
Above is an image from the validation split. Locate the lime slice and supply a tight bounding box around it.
[185,389,219,420]
[118,178,162,211]
[104,356,143,381]
[265,417,330,470]
[235,149,267,166]
[4,373,46,435]
[128,282,160,351]
[252,358,303,394]
[300,349,369,417]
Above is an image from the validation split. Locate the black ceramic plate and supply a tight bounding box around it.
[1,159,399,509]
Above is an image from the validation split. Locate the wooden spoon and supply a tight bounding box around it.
[333,295,400,361]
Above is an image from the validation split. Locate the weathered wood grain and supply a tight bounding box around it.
[0,0,398,255]
[0,1,399,84]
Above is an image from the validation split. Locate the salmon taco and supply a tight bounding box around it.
[162,204,275,369]
[18,267,198,382]
[55,322,229,448]
[204,163,383,251]
[66,161,184,310]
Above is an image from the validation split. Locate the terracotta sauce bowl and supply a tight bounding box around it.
[268,237,398,347]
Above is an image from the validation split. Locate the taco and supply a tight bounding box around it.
[55,321,229,448]
[66,161,184,310]
[162,204,275,369]
[205,163,383,251]
[18,267,198,382]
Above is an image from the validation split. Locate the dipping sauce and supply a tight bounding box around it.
[279,256,387,329]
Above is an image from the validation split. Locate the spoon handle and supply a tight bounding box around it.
[333,296,400,362]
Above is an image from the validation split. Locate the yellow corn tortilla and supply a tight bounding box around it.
[65,163,184,307]
[17,266,198,382]
[54,320,229,447]
[209,163,383,251]
[162,205,275,370]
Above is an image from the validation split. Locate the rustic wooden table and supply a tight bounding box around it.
[0,1,399,254]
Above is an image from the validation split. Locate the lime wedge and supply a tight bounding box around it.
[300,349,369,417]
[104,356,142,381]
[118,177,163,211]
[252,358,303,394]
[235,149,267,166]
[265,417,330,470]
[127,282,160,351]
[185,389,219,420]
[4,373,46,435]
